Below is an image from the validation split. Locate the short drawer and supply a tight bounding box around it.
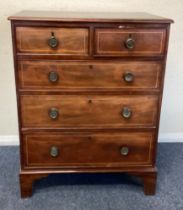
[16,27,89,55]
[20,95,158,128]
[23,131,154,168]
[95,28,166,57]
[18,61,162,90]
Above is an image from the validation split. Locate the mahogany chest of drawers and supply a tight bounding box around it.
[8,11,173,198]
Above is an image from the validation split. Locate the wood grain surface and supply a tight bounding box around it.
[20,95,158,128]
[16,27,89,55]
[23,131,154,168]
[18,60,162,90]
[95,28,166,56]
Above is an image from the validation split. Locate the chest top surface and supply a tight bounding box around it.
[8,10,173,23]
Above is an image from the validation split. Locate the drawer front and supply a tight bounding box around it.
[21,95,158,128]
[16,27,89,55]
[18,61,161,90]
[23,132,154,168]
[95,28,166,56]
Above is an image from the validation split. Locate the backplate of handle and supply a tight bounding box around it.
[120,146,129,156]
[49,107,59,119]
[123,72,134,83]
[50,146,59,157]
[121,107,132,119]
[124,35,135,50]
[48,32,58,48]
[48,71,59,83]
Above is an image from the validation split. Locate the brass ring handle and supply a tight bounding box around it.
[121,107,132,119]
[124,37,135,50]
[48,32,58,48]
[49,107,59,119]
[50,146,59,157]
[123,72,134,83]
[48,71,59,83]
[120,146,129,156]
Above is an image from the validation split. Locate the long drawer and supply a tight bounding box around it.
[18,61,162,90]
[22,131,154,168]
[16,27,89,55]
[20,95,158,128]
[95,28,166,57]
